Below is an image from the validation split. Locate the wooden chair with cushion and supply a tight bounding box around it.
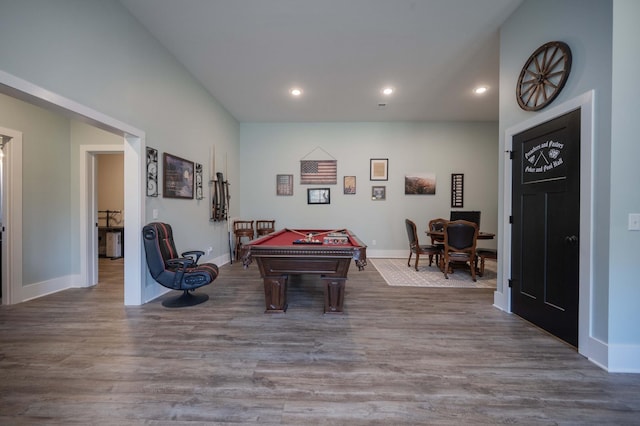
[475,248,497,277]
[405,219,442,271]
[428,217,447,247]
[255,220,276,237]
[233,220,254,260]
[442,219,479,282]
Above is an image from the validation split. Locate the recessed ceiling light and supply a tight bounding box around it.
[473,86,488,95]
[382,87,394,96]
[290,88,303,97]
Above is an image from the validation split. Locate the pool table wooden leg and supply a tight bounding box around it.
[263,275,288,313]
[322,277,346,314]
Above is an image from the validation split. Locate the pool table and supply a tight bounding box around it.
[240,228,367,314]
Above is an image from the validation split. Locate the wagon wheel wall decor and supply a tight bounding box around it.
[516,41,572,111]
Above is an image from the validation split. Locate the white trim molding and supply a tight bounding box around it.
[0,126,23,305]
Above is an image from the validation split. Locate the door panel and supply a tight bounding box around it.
[520,193,544,298]
[511,109,580,347]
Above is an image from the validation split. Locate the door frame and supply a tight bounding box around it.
[80,146,125,289]
[0,126,23,305]
[495,90,597,360]
[0,70,146,306]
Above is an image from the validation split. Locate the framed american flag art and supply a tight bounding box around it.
[300,160,337,185]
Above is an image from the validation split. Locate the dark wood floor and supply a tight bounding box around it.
[1,258,639,425]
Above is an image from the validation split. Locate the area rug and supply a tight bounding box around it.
[369,258,496,289]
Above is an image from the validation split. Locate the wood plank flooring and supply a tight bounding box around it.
[1,258,639,425]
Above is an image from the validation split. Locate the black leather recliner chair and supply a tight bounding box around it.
[142,222,219,307]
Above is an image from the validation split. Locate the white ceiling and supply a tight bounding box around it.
[120,0,522,122]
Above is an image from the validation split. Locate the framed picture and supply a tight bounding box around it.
[370,158,389,181]
[404,173,436,195]
[451,173,464,207]
[343,176,356,194]
[371,185,386,200]
[146,146,158,197]
[195,163,204,200]
[277,174,294,196]
[163,153,194,199]
[300,160,337,184]
[307,188,330,204]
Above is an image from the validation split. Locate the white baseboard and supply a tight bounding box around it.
[583,336,608,371]
[20,273,83,302]
[366,249,406,259]
[606,343,640,373]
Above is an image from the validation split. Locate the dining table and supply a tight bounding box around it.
[426,230,495,240]
[426,225,496,276]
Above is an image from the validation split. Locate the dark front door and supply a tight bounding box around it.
[511,109,580,347]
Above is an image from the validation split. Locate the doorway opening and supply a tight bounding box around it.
[1,70,145,306]
[97,153,125,287]
[0,126,23,306]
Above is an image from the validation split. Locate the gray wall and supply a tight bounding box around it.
[610,0,640,348]
[240,121,499,256]
[0,93,72,284]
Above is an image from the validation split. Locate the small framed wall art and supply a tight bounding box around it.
[276,174,294,196]
[371,185,386,200]
[146,146,158,197]
[451,173,464,208]
[343,176,356,194]
[195,163,204,200]
[163,152,194,199]
[370,158,389,181]
[307,188,330,204]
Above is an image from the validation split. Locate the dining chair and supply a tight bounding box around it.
[442,219,479,281]
[475,248,497,277]
[428,217,447,247]
[405,219,442,271]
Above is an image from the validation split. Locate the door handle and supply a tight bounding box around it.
[564,235,578,245]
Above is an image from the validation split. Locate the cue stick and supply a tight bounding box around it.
[285,228,347,238]
[225,152,233,264]
[286,228,308,237]
[311,229,347,237]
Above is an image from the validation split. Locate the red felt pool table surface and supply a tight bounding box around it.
[249,228,362,247]
[240,228,367,314]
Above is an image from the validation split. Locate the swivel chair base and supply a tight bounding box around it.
[162,290,209,308]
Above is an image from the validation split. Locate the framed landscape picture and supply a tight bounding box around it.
[404,173,436,195]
